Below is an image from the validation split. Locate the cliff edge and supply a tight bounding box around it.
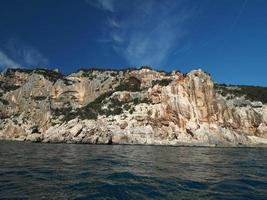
[1,67,267,146]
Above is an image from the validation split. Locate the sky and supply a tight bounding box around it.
[0,0,267,86]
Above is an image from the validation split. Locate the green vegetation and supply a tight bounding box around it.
[123,104,131,111]
[106,98,124,116]
[77,66,176,76]
[33,68,64,82]
[0,114,8,120]
[33,68,73,85]
[140,98,154,104]
[81,71,97,79]
[139,66,153,70]
[31,126,39,134]
[101,77,109,83]
[0,78,20,91]
[215,84,267,104]
[78,92,124,118]
[52,91,113,121]
[0,83,20,91]
[4,68,71,84]
[31,96,47,101]
[129,107,135,114]
[79,91,113,118]
[133,97,153,105]
[79,68,119,79]
[5,68,33,75]
[26,68,68,83]
[109,107,123,116]
[115,77,141,92]
[79,66,152,73]
[52,89,154,122]
[5,68,64,81]
[78,67,120,73]
[53,107,72,117]
[0,98,9,105]
[52,107,78,122]
[152,79,172,87]
[110,72,118,77]
[76,105,98,120]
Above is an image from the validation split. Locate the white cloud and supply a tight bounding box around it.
[87,0,115,12]
[18,46,48,66]
[110,31,124,43]
[0,39,49,70]
[0,50,20,69]
[107,17,120,28]
[94,0,195,67]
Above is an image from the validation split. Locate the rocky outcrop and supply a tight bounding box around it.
[1,67,267,147]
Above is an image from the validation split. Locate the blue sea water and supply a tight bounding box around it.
[0,141,267,200]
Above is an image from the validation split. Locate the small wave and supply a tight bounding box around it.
[0,141,267,199]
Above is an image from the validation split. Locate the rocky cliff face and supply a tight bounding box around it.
[1,67,267,146]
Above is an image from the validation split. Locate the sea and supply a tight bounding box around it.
[0,141,266,199]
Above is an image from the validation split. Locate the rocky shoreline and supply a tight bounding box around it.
[1,67,267,147]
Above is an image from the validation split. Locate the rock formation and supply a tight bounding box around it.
[1,67,267,146]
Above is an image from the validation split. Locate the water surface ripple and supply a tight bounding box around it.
[0,141,267,199]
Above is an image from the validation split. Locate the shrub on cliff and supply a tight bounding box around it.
[133,97,153,105]
[115,77,141,92]
[34,69,64,82]
[0,98,9,105]
[109,107,123,116]
[152,79,172,87]
[0,83,20,91]
[31,96,47,101]
[215,84,267,104]
[55,91,114,121]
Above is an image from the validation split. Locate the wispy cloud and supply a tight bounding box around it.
[0,50,20,69]
[231,0,248,29]
[90,0,196,67]
[0,39,48,70]
[107,17,120,28]
[87,0,115,12]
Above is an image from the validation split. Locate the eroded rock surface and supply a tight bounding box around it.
[1,67,267,147]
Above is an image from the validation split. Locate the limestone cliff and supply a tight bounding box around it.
[1,67,267,146]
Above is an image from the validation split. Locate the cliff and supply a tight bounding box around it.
[1,67,267,146]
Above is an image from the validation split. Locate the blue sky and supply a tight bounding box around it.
[0,0,267,86]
